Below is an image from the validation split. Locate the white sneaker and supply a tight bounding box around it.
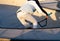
[33,25,37,29]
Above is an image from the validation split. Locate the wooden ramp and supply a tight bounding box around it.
[0,4,60,28]
[0,0,60,28]
[0,38,10,41]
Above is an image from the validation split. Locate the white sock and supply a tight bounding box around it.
[33,23,38,28]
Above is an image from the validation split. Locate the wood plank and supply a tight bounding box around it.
[0,38,10,41]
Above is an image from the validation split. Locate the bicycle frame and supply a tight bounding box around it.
[38,17,47,27]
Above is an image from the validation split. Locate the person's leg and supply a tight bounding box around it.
[24,13,38,28]
[17,12,31,28]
